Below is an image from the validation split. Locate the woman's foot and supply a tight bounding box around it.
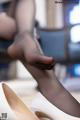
[8,33,54,70]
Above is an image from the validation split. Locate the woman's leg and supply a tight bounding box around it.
[8,0,80,117]
[8,34,80,117]
[22,38,80,118]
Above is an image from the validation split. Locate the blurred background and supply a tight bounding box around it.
[0,0,80,119]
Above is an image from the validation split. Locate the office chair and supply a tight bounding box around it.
[1,25,80,65]
[38,26,80,64]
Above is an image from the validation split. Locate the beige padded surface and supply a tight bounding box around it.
[4,79,80,120]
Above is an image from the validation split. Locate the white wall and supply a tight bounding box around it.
[35,0,47,27]
[55,0,64,28]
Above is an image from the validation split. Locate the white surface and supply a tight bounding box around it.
[16,61,32,79]
[6,79,38,96]
[35,0,47,27]
[0,82,16,120]
[31,92,80,120]
[0,82,38,120]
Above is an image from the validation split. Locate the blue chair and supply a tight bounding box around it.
[38,26,80,64]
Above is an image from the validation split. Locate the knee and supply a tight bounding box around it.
[8,18,17,38]
[0,15,17,40]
